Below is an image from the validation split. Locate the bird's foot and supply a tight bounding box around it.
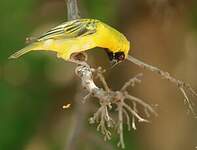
[69,52,89,66]
[69,59,89,67]
[70,52,88,62]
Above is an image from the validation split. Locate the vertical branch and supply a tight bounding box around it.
[65,89,88,150]
[66,0,80,21]
[117,99,125,149]
[65,0,82,150]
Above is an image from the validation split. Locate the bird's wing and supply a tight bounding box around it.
[37,19,98,41]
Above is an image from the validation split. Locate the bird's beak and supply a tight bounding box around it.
[110,59,118,66]
[110,59,119,69]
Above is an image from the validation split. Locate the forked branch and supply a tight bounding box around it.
[127,55,197,117]
[76,64,157,148]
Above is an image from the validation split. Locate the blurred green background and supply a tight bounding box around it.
[1,0,197,150]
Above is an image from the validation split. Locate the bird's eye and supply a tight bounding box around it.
[115,52,125,61]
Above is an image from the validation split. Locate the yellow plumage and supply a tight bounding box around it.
[9,19,130,62]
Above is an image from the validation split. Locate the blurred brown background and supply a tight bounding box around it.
[0,0,197,150]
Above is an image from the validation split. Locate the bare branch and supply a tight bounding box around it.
[82,93,91,103]
[66,0,80,21]
[75,62,155,148]
[123,102,149,123]
[123,109,131,131]
[125,94,158,116]
[117,99,125,149]
[132,102,137,130]
[127,55,197,116]
[180,87,196,117]
[94,67,111,92]
[121,73,143,91]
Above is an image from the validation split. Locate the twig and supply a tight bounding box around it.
[132,102,137,130]
[66,0,80,21]
[123,102,149,123]
[82,93,91,103]
[121,73,143,91]
[127,55,197,116]
[123,108,131,131]
[94,67,111,92]
[117,99,125,149]
[180,87,195,116]
[125,94,158,116]
[75,63,155,148]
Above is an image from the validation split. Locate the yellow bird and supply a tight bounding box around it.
[9,19,130,64]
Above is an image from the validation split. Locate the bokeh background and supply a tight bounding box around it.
[1,0,197,150]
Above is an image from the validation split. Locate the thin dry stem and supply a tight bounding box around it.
[123,109,131,131]
[121,73,143,91]
[180,87,196,117]
[66,0,80,21]
[117,99,125,149]
[127,55,197,116]
[75,62,155,148]
[123,102,149,123]
[132,102,137,130]
[94,67,111,92]
[89,104,114,141]
[125,94,158,116]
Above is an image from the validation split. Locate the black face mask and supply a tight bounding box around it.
[104,49,125,64]
[114,52,125,61]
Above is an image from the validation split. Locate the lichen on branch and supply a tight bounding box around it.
[75,63,157,148]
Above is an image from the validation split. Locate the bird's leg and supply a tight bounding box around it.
[68,59,88,66]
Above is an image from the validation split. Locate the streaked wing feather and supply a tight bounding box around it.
[37,19,97,41]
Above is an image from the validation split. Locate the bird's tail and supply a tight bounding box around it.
[9,42,42,59]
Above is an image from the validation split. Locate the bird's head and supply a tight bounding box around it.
[105,50,125,66]
[104,40,130,66]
